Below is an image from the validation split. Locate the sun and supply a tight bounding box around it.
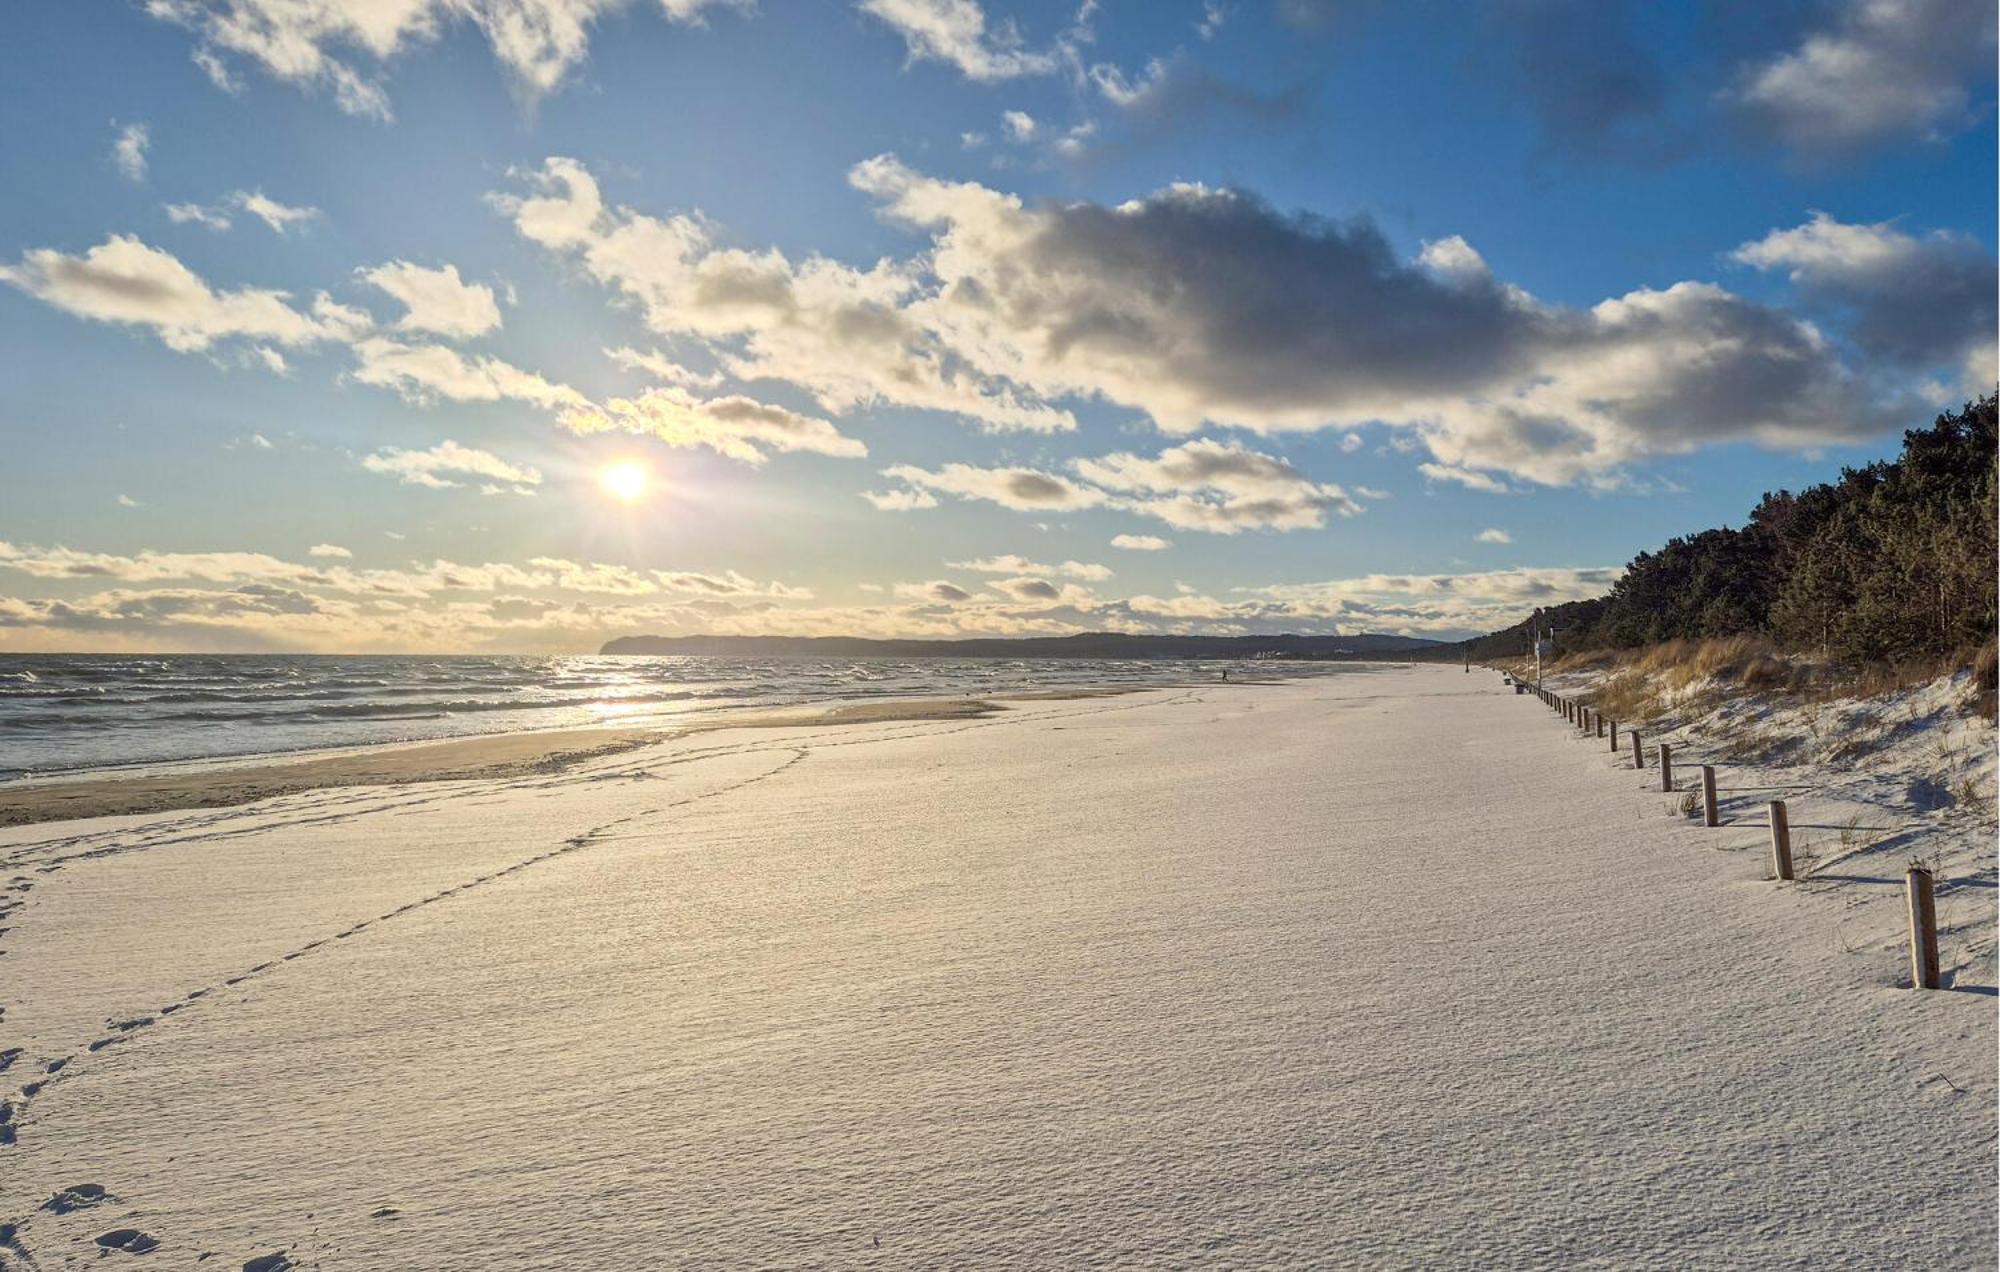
[599,460,649,503]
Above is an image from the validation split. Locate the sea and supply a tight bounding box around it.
[0,653,1331,779]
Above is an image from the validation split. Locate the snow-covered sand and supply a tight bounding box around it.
[2,667,1993,1268]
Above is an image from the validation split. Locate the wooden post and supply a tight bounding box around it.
[1906,867,1940,990]
[1630,729,1643,769]
[1595,712,1606,739]
[1609,719,1619,751]
[1768,801,1792,880]
[1700,765,1718,827]
[1658,743,1673,792]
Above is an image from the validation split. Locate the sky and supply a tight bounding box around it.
[0,0,1993,653]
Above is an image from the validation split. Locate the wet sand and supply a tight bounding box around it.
[0,693,1134,826]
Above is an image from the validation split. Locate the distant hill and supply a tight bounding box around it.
[600,631,1445,660]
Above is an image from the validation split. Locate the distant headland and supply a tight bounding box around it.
[598,632,1445,660]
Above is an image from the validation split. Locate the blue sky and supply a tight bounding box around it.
[0,0,1993,652]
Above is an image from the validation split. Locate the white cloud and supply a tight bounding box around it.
[559,386,868,465]
[894,578,974,603]
[1732,212,1996,389]
[949,554,1111,581]
[166,201,233,231]
[1475,527,1512,544]
[361,439,544,492]
[145,0,748,119]
[1729,0,1997,155]
[1074,438,1360,534]
[1001,109,1037,141]
[493,157,1073,432]
[491,154,1926,490]
[249,432,275,449]
[308,543,353,558]
[856,0,1074,82]
[0,235,368,353]
[113,122,150,182]
[1110,533,1171,551]
[605,345,723,387]
[116,494,142,508]
[349,337,587,409]
[1418,462,1511,494]
[234,190,321,233]
[861,487,940,511]
[360,261,502,338]
[875,462,1105,511]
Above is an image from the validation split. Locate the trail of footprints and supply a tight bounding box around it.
[3,746,813,1151]
[2,689,1203,1153]
[2,690,1212,1266]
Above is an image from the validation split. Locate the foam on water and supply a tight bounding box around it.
[0,653,1323,777]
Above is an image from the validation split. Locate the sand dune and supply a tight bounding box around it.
[0,668,1991,1267]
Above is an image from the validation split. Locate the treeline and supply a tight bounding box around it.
[1458,396,1997,665]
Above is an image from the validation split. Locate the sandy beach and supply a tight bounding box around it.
[0,696,1058,827]
[1,666,1992,1268]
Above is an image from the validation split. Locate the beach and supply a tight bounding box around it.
[2,665,1993,1267]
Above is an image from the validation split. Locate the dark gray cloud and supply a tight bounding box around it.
[1734,213,1997,377]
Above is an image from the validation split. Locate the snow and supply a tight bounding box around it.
[2,668,1993,1268]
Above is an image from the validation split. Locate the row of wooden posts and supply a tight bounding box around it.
[1508,673,1942,991]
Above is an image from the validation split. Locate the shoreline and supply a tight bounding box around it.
[0,689,1148,827]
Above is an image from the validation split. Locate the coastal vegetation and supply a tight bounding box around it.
[1458,397,1998,680]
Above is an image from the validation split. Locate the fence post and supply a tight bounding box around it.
[1906,867,1941,990]
[1658,743,1673,792]
[1631,729,1643,769]
[1595,712,1605,739]
[1609,719,1619,751]
[1768,801,1792,880]
[1700,765,1718,827]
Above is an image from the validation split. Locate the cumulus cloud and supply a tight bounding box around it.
[1075,438,1361,533]
[0,235,367,353]
[1001,109,1037,141]
[858,158,1906,485]
[307,543,353,558]
[857,0,1078,82]
[360,260,503,338]
[0,530,1624,650]
[1113,565,1622,637]
[1475,527,1512,544]
[492,156,1073,432]
[1732,212,1997,388]
[874,462,1104,511]
[1728,0,1997,156]
[361,439,543,492]
[349,337,586,408]
[1110,533,1171,551]
[112,122,150,182]
[146,0,748,119]
[490,154,1928,488]
[560,386,867,465]
[605,345,723,387]
[894,579,974,603]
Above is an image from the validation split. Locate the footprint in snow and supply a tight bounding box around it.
[43,1182,110,1213]
[95,1228,162,1254]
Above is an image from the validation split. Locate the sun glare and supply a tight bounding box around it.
[600,461,649,502]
